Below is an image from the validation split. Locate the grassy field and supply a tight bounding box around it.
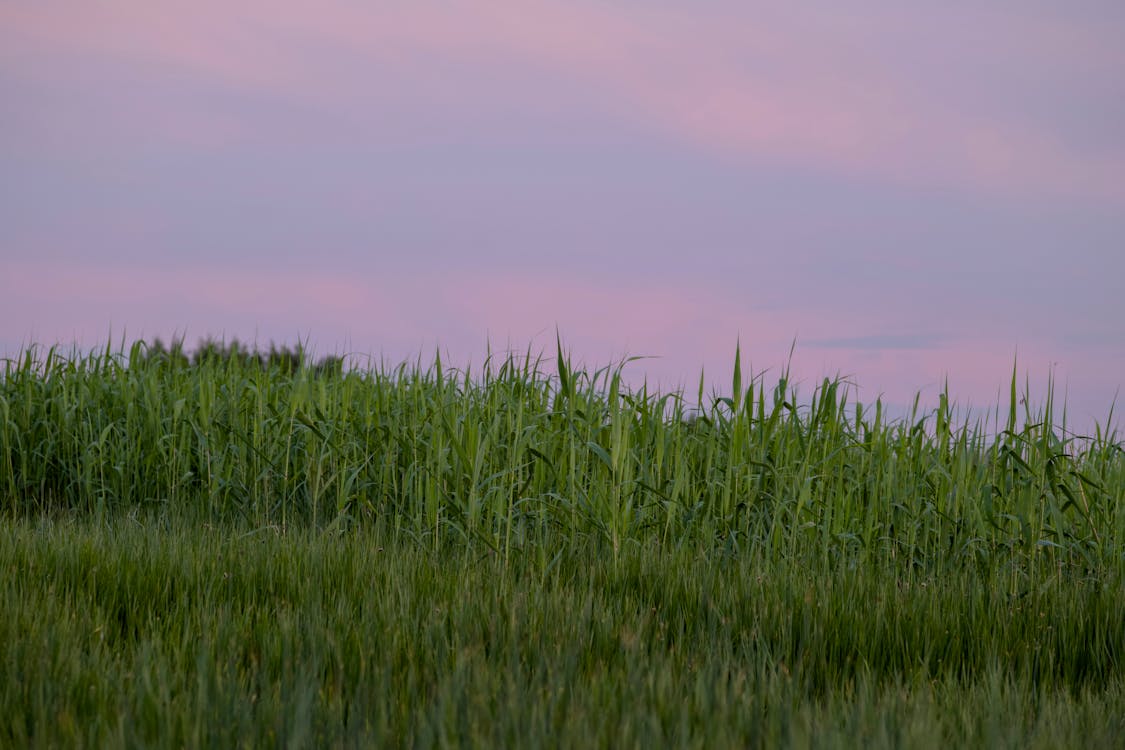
[1,340,1123,747]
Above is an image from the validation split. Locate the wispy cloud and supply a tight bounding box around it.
[4,2,1122,204]
[805,334,947,351]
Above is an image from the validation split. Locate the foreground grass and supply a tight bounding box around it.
[1,341,1123,746]
[2,513,1123,749]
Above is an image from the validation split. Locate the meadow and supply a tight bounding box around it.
[1,339,1123,748]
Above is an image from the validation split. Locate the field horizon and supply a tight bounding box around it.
[5,333,1120,438]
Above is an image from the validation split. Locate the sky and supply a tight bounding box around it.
[2,1,1123,431]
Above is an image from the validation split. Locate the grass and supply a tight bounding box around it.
[1,338,1123,747]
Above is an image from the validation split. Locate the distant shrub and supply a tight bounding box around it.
[130,337,343,377]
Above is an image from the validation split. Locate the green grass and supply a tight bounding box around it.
[2,515,1122,748]
[1,339,1123,747]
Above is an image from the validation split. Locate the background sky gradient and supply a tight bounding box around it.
[2,2,1123,429]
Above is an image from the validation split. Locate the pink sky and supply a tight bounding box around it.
[2,2,1123,429]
